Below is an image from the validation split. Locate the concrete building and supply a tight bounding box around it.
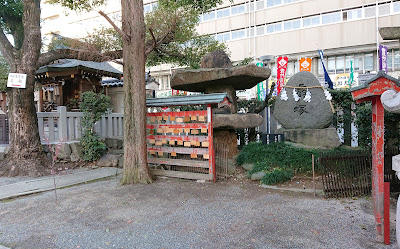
[41,0,400,95]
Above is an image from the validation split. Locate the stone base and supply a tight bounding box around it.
[277,127,341,149]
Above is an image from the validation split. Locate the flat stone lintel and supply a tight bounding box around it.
[213,113,263,129]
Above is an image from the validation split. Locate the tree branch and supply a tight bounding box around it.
[250,82,276,113]
[98,10,130,41]
[0,28,16,65]
[156,47,185,58]
[145,28,157,56]
[37,48,123,68]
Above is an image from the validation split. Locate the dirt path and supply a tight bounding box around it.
[0,175,397,249]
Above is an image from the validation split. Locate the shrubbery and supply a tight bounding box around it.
[237,142,366,185]
[80,91,111,162]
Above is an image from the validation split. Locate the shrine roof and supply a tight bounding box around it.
[36,59,123,78]
[146,93,231,107]
[350,70,399,92]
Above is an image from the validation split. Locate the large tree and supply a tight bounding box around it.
[47,0,225,184]
[0,0,224,181]
[0,0,117,176]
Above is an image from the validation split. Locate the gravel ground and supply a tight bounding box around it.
[0,175,398,249]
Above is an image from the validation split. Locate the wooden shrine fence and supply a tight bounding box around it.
[146,107,215,181]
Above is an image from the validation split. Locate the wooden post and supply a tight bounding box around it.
[208,104,215,182]
[312,154,315,197]
[371,96,385,242]
[384,182,390,245]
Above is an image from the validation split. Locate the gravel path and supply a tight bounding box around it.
[0,175,398,249]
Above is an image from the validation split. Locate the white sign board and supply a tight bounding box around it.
[7,73,27,88]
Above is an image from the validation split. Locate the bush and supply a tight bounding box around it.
[80,131,107,162]
[237,142,318,174]
[262,168,293,185]
[80,91,111,162]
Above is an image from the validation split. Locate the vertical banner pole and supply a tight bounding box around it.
[207,104,215,182]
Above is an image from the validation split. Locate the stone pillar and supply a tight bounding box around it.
[57,106,68,141]
[205,85,237,113]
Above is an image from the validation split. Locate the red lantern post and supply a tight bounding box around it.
[350,71,400,242]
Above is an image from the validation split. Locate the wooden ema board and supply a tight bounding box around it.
[146,109,214,181]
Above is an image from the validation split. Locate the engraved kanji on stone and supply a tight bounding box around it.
[294,105,308,115]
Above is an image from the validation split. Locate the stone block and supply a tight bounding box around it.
[56,143,72,160]
[97,154,119,167]
[251,171,266,181]
[278,128,341,148]
[105,138,124,150]
[118,156,124,168]
[242,163,254,171]
[70,142,83,159]
[227,159,236,175]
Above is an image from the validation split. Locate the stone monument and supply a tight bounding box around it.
[171,50,271,157]
[273,71,340,148]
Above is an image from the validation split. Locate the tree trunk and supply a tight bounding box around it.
[0,0,49,177]
[120,0,153,184]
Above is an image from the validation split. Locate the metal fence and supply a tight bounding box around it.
[319,151,372,198]
[215,144,229,181]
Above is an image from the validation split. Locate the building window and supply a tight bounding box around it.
[327,57,336,73]
[394,49,400,70]
[284,19,300,31]
[231,4,245,15]
[286,61,294,76]
[216,32,231,42]
[322,12,341,24]
[256,25,265,36]
[336,56,345,73]
[364,53,374,72]
[303,16,320,27]
[284,0,300,3]
[217,8,230,19]
[266,22,282,33]
[345,55,353,72]
[364,6,376,18]
[256,0,265,10]
[202,11,215,22]
[144,4,151,13]
[267,0,282,7]
[379,3,390,16]
[232,29,246,40]
[394,2,400,13]
[387,50,393,71]
[345,8,362,21]
[247,27,254,37]
[318,59,326,75]
[354,54,363,72]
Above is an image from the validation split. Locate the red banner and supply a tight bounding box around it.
[276,57,288,95]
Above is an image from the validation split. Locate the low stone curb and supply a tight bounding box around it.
[261,184,324,195]
[0,167,122,200]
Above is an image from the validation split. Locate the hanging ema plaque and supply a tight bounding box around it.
[273,71,333,129]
